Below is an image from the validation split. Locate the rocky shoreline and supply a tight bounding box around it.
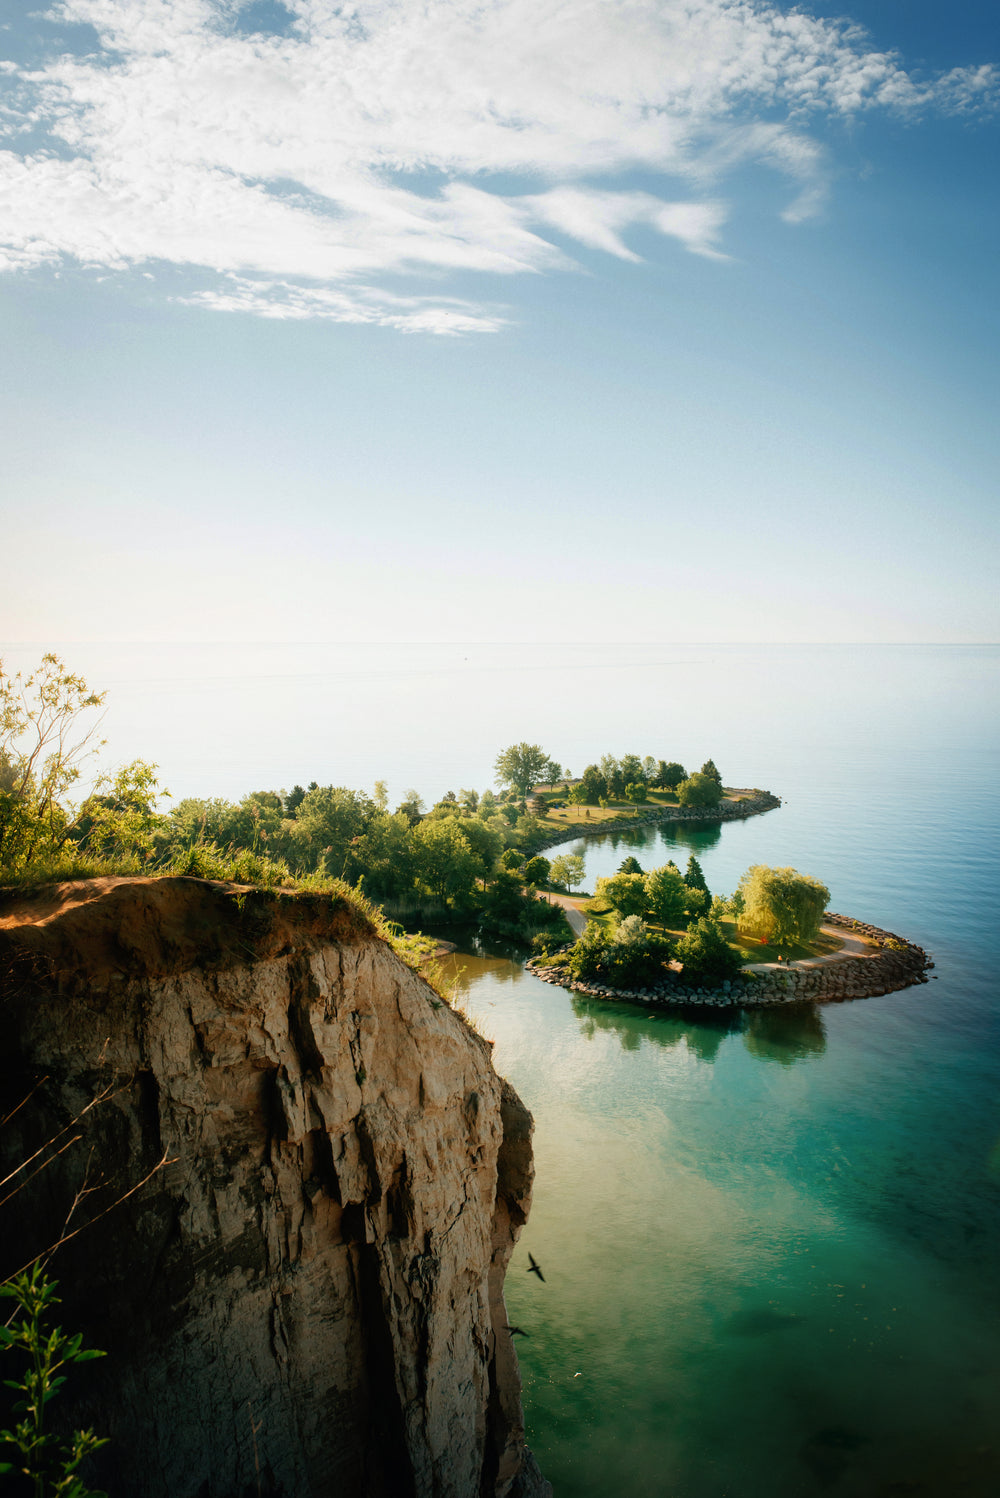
[525,911,933,1009]
[524,788,782,856]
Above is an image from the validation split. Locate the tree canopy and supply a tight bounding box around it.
[676,772,723,808]
[737,865,830,946]
[494,743,550,797]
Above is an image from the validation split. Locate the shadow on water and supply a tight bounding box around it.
[569,993,827,1064]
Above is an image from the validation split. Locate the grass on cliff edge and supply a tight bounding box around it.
[0,847,459,1006]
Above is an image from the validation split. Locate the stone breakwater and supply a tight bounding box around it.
[525,911,933,1010]
[526,789,781,856]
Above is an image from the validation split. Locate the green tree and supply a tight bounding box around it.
[658,761,686,790]
[737,865,830,946]
[624,781,647,807]
[458,787,479,813]
[523,855,550,886]
[676,772,722,808]
[291,785,375,875]
[580,765,607,804]
[411,818,479,904]
[352,811,415,899]
[373,779,389,811]
[596,872,647,918]
[73,760,166,860]
[644,864,690,926]
[676,917,743,982]
[542,759,562,785]
[599,755,624,799]
[642,755,658,783]
[619,754,643,787]
[618,856,643,875]
[456,816,505,882]
[494,743,550,797]
[395,789,425,825]
[500,847,523,871]
[685,855,709,895]
[700,759,723,786]
[284,784,306,815]
[549,853,585,892]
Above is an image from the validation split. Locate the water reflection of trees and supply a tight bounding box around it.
[436,949,525,995]
[743,1004,826,1063]
[569,995,826,1064]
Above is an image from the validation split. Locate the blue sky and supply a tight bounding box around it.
[1,0,997,643]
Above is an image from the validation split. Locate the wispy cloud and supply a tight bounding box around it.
[0,0,994,329]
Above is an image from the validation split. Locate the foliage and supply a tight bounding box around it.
[675,917,744,982]
[699,759,723,785]
[549,853,585,892]
[618,856,643,875]
[0,1266,108,1498]
[0,654,167,877]
[643,863,690,926]
[684,855,709,894]
[737,865,830,946]
[494,743,550,797]
[568,918,673,988]
[290,785,375,877]
[169,841,292,887]
[580,765,606,804]
[657,761,686,789]
[523,856,550,886]
[676,772,722,808]
[624,781,647,806]
[72,761,165,860]
[595,871,647,918]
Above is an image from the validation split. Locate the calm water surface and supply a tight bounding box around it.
[3,642,997,1496]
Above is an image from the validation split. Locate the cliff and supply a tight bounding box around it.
[0,877,549,1498]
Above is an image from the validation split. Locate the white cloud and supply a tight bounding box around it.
[0,0,994,330]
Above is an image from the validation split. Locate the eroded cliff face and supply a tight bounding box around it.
[0,878,548,1498]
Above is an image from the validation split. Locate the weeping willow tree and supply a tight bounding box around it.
[737,865,830,946]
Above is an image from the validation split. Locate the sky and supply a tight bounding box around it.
[1,0,997,644]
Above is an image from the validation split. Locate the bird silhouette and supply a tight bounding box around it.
[504,1325,529,1337]
[527,1252,545,1282]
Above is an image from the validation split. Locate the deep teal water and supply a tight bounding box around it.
[3,641,996,1495]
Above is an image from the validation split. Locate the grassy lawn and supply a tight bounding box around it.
[576,903,846,966]
[718,916,844,964]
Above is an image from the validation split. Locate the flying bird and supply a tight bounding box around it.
[504,1325,529,1337]
[527,1252,545,1282]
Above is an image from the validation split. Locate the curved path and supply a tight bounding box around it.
[742,924,880,972]
[541,892,588,937]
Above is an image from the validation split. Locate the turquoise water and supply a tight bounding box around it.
[436,648,1000,1497]
[3,641,997,1495]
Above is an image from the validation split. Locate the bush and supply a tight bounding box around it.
[675,917,743,982]
[568,918,673,989]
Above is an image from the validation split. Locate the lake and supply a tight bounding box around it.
[3,641,997,1496]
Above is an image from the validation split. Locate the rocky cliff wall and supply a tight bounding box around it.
[0,877,548,1498]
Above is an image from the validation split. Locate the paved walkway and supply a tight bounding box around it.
[542,892,588,937]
